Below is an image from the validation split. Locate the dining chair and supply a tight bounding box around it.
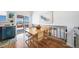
[37,30,44,41]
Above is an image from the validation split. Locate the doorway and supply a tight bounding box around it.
[16,15,24,34]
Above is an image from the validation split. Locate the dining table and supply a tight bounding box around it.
[25,26,50,41]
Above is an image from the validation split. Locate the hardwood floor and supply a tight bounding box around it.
[25,36,71,48]
[0,34,70,48]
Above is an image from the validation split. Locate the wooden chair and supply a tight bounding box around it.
[37,31,44,41]
[25,31,33,47]
[25,29,44,48]
[25,34,38,48]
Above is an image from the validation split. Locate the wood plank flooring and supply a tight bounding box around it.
[25,36,71,48]
[0,35,70,48]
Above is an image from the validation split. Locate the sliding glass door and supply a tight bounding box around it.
[16,15,30,34]
[16,15,24,34]
[23,16,29,30]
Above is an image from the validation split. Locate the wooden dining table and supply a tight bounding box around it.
[25,27,50,41]
[25,27,49,35]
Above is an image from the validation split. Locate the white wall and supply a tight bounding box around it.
[32,12,40,25]
[15,11,32,16]
[53,11,79,30]
[32,11,53,25]
[53,11,79,47]
[0,11,7,15]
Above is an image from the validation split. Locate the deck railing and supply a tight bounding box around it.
[48,25,67,42]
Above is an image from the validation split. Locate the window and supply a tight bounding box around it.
[0,15,6,21]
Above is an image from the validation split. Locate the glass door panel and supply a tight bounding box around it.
[16,15,24,34]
